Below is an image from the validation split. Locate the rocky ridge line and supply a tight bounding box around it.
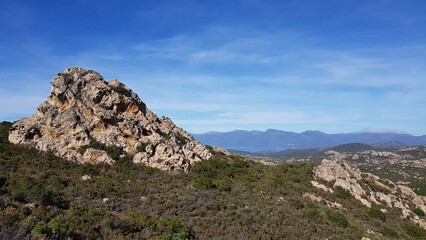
[9,67,212,171]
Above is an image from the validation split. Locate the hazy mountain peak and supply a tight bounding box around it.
[193,129,426,152]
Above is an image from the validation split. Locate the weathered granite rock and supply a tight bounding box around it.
[313,159,426,229]
[9,67,212,171]
[313,159,371,207]
[82,148,114,165]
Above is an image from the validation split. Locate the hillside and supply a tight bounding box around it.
[2,122,426,239]
[2,68,426,239]
[242,143,426,197]
[193,129,426,152]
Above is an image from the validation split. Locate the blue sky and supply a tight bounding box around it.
[1,0,426,134]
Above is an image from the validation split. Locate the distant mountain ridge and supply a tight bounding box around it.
[192,129,426,152]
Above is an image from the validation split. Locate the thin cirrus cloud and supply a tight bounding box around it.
[131,29,311,66]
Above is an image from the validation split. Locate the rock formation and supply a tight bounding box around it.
[313,159,426,229]
[9,67,212,171]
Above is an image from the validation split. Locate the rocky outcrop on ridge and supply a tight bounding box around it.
[8,67,212,171]
[312,159,426,229]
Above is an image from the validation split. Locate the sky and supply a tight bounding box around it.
[1,0,426,135]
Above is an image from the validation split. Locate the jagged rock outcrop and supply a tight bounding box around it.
[313,159,426,229]
[9,67,212,171]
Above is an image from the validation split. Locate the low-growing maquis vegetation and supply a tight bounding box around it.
[1,122,426,239]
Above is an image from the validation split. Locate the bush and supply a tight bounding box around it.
[0,206,23,226]
[379,226,399,238]
[159,232,193,240]
[413,207,425,217]
[214,179,232,192]
[33,221,46,234]
[162,133,171,140]
[402,222,426,239]
[333,186,351,199]
[156,218,194,239]
[194,177,216,190]
[302,204,321,220]
[137,142,148,152]
[326,210,349,228]
[205,145,214,154]
[40,190,68,209]
[289,198,304,210]
[175,134,188,145]
[47,218,60,235]
[0,122,12,143]
[368,207,386,221]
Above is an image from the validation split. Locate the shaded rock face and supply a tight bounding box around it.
[313,159,426,229]
[9,67,212,171]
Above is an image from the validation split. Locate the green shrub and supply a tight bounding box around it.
[302,204,321,220]
[326,210,349,228]
[127,211,154,230]
[175,134,188,145]
[159,232,193,240]
[413,207,425,217]
[205,145,214,154]
[137,142,148,152]
[40,190,69,209]
[368,207,386,221]
[333,186,351,199]
[191,158,230,178]
[379,226,399,238]
[230,156,250,169]
[214,179,232,192]
[289,198,305,210]
[402,222,426,239]
[47,218,60,234]
[156,218,193,239]
[0,121,12,143]
[80,163,99,175]
[162,133,171,140]
[194,177,216,190]
[33,221,46,234]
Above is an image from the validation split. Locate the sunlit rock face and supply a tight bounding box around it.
[9,67,212,171]
[313,159,426,229]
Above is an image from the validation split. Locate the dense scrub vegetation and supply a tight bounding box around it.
[1,121,426,239]
[360,164,426,196]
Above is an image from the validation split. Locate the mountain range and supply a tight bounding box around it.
[193,129,426,152]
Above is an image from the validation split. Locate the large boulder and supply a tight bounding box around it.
[9,67,212,171]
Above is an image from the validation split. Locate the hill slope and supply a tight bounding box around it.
[1,122,426,239]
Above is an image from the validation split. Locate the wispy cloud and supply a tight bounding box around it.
[1,1,426,134]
